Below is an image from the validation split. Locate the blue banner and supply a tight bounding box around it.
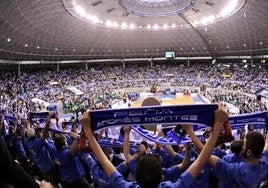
[3,108,267,146]
[98,139,139,148]
[229,111,267,127]
[131,125,191,145]
[90,104,219,132]
[4,115,17,125]
[30,112,49,119]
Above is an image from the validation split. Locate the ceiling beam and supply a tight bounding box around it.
[179,14,216,59]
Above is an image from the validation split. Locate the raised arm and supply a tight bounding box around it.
[122,126,134,163]
[72,118,78,134]
[183,125,204,154]
[265,112,268,152]
[69,117,80,156]
[0,115,4,134]
[24,112,32,130]
[41,114,52,140]
[264,132,268,152]
[177,143,191,171]
[185,108,228,179]
[164,144,179,158]
[69,131,80,156]
[80,111,116,177]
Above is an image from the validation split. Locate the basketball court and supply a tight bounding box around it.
[131,93,200,107]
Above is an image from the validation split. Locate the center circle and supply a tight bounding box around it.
[119,0,196,17]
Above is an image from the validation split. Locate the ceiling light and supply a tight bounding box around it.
[105,20,112,26]
[7,38,11,42]
[129,24,135,29]
[207,15,215,23]
[260,42,263,45]
[220,0,239,17]
[171,24,176,28]
[73,49,76,51]
[153,24,159,29]
[147,25,151,29]
[201,17,209,25]
[140,0,169,2]
[112,22,119,27]
[55,48,58,51]
[37,46,40,49]
[163,24,168,29]
[243,44,246,47]
[91,16,99,23]
[193,21,199,26]
[86,14,92,20]
[25,44,28,47]
[121,23,127,28]
[74,5,86,17]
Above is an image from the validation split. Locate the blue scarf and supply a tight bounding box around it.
[90,105,267,132]
[11,107,267,145]
[90,104,219,131]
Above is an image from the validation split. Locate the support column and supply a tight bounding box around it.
[150,58,153,67]
[85,63,88,71]
[187,58,190,66]
[122,60,125,68]
[250,57,254,67]
[18,63,21,76]
[57,63,60,72]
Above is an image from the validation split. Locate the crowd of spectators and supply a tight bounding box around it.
[0,62,267,118]
[0,62,268,188]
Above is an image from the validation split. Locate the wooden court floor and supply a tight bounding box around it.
[131,95,195,107]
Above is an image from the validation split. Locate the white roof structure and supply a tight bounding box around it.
[0,0,267,60]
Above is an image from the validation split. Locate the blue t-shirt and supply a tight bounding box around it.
[164,161,211,188]
[152,149,183,168]
[213,148,227,159]
[53,148,86,183]
[110,170,194,188]
[86,156,128,188]
[26,137,54,173]
[162,165,182,182]
[152,149,172,168]
[223,153,245,163]
[190,163,211,188]
[214,152,268,188]
[173,153,184,165]
[129,158,138,175]
[10,136,26,159]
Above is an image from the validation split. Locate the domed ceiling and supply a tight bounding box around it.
[0,0,267,60]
